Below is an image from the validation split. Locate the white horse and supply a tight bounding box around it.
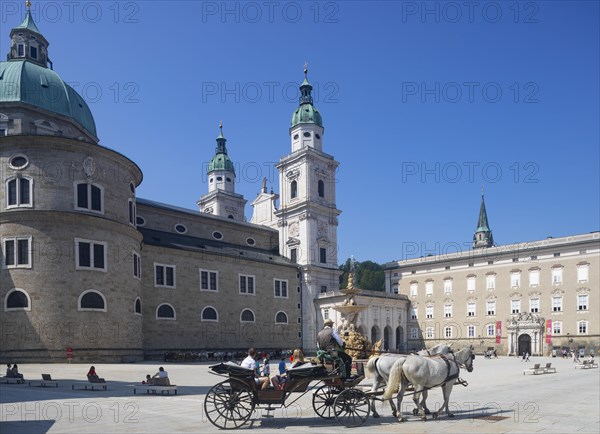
[365,343,453,418]
[383,347,475,422]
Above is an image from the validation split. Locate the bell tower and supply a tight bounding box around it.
[473,189,494,249]
[197,122,247,221]
[274,65,342,350]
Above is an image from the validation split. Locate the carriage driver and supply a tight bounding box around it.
[317,319,353,379]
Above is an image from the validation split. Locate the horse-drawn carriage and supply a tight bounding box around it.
[204,359,371,428]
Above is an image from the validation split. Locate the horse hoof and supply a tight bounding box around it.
[412,409,418,416]
[424,408,431,415]
[448,413,455,418]
[391,411,397,418]
[399,417,407,423]
[373,413,380,419]
[432,413,439,420]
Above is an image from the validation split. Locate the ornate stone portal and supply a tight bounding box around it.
[333,272,371,359]
[506,312,546,356]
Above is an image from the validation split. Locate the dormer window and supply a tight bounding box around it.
[30,46,38,59]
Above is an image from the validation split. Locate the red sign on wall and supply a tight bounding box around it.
[496,321,502,344]
[546,319,552,344]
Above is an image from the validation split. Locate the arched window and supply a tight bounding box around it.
[5,288,31,311]
[6,176,32,208]
[371,326,379,343]
[290,180,297,199]
[78,290,106,312]
[156,303,176,320]
[134,297,142,315]
[318,180,325,198]
[240,309,255,323]
[275,311,288,324]
[201,306,218,322]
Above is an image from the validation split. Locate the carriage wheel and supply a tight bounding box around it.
[333,388,370,427]
[204,379,255,429]
[312,385,340,419]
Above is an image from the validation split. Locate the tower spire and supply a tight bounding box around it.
[473,191,494,249]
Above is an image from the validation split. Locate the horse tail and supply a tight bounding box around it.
[383,358,405,400]
[365,356,378,379]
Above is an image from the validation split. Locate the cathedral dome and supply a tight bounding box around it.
[0,60,97,138]
[208,153,235,172]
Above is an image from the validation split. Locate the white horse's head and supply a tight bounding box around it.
[455,347,475,372]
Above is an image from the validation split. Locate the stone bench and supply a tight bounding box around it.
[29,380,59,388]
[72,382,107,391]
[0,376,25,384]
[133,384,178,395]
[575,361,598,369]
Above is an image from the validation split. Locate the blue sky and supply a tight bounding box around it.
[2,1,598,264]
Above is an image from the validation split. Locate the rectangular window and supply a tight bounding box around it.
[444,304,452,318]
[274,279,288,298]
[290,248,297,263]
[487,324,495,337]
[75,183,103,213]
[467,277,476,292]
[468,325,475,338]
[577,294,588,311]
[76,239,106,271]
[128,199,136,225]
[324,308,329,320]
[320,285,327,293]
[133,252,141,279]
[530,298,540,313]
[486,275,495,290]
[199,269,217,291]
[552,297,562,312]
[529,270,540,287]
[411,307,418,320]
[468,302,476,317]
[30,45,37,59]
[425,281,433,295]
[487,300,496,316]
[17,44,24,56]
[155,263,176,287]
[552,321,562,335]
[3,237,31,268]
[386,308,391,321]
[410,328,418,339]
[426,327,434,339]
[444,279,452,294]
[426,305,433,319]
[552,268,563,285]
[7,178,32,207]
[319,248,327,264]
[511,273,520,288]
[239,275,255,295]
[511,300,520,314]
[578,321,588,334]
[410,283,417,297]
[577,265,589,282]
[444,326,452,338]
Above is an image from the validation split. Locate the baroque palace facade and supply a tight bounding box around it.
[384,195,600,356]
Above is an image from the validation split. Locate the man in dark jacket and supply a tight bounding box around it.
[317,319,352,379]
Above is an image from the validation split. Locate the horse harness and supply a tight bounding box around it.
[432,354,460,386]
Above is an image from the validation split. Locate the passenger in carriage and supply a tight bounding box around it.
[272,349,305,390]
[241,348,270,390]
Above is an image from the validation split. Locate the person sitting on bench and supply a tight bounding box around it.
[272,349,305,390]
[87,366,106,383]
[152,367,170,386]
[317,319,352,379]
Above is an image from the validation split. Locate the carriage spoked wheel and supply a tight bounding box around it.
[312,385,341,419]
[333,388,371,427]
[204,379,255,429]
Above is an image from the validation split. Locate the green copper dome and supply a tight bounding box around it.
[207,124,235,174]
[290,68,323,128]
[291,104,323,128]
[0,60,97,137]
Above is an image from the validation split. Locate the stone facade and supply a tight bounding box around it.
[384,232,600,356]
